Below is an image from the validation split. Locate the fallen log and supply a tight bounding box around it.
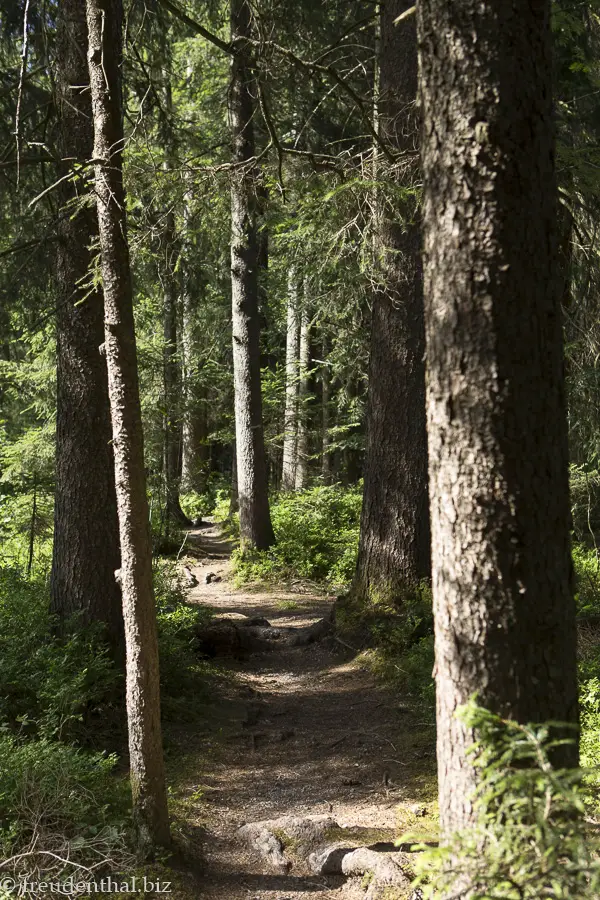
[194,612,333,658]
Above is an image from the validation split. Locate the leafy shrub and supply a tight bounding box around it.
[0,569,119,740]
[573,541,600,616]
[181,474,231,521]
[571,464,600,544]
[580,676,600,780]
[232,483,362,588]
[0,490,54,575]
[153,560,212,705]
[339,584,435,711]
[0,735,131,895]
[412,702,600,900]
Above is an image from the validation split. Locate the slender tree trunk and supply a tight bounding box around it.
[162,234,191,530]
[294,303,311,491]
[181,385,209,494]
[181,299,209,494]
[353,0,430,607]
[281,268,300,491]
[27,477,37,578]
[86,0,170,852]
[229,442,239,517]
[51,0,122,649]
[343,377,363,485]
[418,0,579,835]
[180,184,210,494]
[229,0,275,549]
[160,80,191,530]
[321,338,331,485]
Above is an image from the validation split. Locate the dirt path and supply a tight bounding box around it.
[168,526,436,900]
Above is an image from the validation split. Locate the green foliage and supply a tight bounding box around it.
[0,735,131,892]
[0,569,119,741]
[571,465,600,546]
[338,583,436,711]
[573,540,600,615]
[231,483,362,587]
[180,474,231,521]
[580,677,600,777]
[0,489,53,574]
[412,701,600,900]
[153,560,213,710]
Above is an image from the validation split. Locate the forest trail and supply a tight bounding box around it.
[168,525,436,900]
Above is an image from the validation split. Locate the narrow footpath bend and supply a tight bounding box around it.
[170,525,436,900]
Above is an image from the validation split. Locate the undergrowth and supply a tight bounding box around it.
[412,701,600,899]
[230,483,362,588]
[0,552,211,895]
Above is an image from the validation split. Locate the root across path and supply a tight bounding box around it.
[167,525,436,900]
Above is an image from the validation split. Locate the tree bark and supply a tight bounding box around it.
[180,185,210,493]
[294,302,311,491]
[181,304,209,494]
[281,268,300,491]
[50,0,122,651]
[353,0,430,607]
[418,0,579,835]
[229,0,275,549]
[86,0,170,852]
[229,441,239,517]
[321,338,331,485]
[162,231,191,530]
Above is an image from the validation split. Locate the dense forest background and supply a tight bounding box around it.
[2,0,600,897]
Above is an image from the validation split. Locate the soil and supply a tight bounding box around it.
[162,525,437,900]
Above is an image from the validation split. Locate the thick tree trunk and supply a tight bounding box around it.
[294,304,311,491]
[50,0,122,650]
[281,269,300,491]
[353,0,430,607]
[418,0,579,835]
[229,0,275,549]
[86,0,170,852]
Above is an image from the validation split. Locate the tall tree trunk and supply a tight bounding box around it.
[321,338,331,485]
[180,184,210,494]
[281,268,299,491]
[181,299,209,494]
[50,0,122,650]
[229,0,275,549]
[162,231,191,530]
[353,0,430,607]
[181,384,209,494]
[86,0,170,852]
[294,303,311,491]
[229,441,239,517]
[418,0,579,836]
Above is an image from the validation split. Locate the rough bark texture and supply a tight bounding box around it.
[181,327,209,495]
[417,0,579,834]
[294,304,310,491]
[230,0,275,549]
[229,442,239,517]
[180,187,210,493]
[281,269,299,491]
[162,210,191,529]
[321,338,331,485]
[354,0,430,605]
[50,0,122,649]
[86,0,170,851]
